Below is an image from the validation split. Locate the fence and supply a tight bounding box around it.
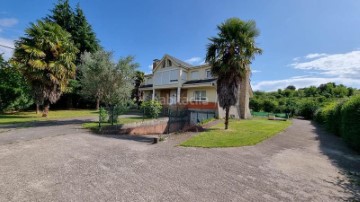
[251,111,289,119]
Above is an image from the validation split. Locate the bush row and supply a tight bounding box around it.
[315,95,360,151]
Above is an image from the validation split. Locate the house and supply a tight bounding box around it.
[139,54,253,121]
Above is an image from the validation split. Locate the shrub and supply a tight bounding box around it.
[298,100,319,120]
[263,99,277,112]
[340,95,360,151]
[141,100,162,118]
[99,107,108,123]
[107,104,129,124]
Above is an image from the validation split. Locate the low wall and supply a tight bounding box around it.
[101,117,192,135]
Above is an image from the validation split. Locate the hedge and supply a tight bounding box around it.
[315,95,360,151]
[340,95,360,151]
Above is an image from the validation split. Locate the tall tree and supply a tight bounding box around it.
[47,0,100,63]
[46,0,100,108]
[73,4,100,61]
[46,0,75,35]
[12,20,78,116]
[79,51,138,109]
[206,18,262,129]
[131,71,145,108]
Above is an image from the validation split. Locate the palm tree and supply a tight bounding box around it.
[12,20,78,117]
[206,18,262,129]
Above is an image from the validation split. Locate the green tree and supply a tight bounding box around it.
[304,86,318,97]
[79,51,138,109]
[286,85,296,90]
[249,98,262,112]
[47,0,100,62]
[0,54,33,112]
[79,51,112,110]
[206,18,262,129]
[263,99,277,113]
[73,4,100,61]
[102,56,138,106]
[12,20,78,116]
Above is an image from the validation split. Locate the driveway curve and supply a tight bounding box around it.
[0,118,359,201]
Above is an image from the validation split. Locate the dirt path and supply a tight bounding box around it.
[0,118,359,201]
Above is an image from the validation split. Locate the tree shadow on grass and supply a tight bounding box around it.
[0,118,95,129]
[311,121,360,201]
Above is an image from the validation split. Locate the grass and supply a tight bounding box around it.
[180,118,292,148]
[82,116,151,132]
[0,110,98,125]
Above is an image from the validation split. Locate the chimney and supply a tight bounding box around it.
[153,59,160,70]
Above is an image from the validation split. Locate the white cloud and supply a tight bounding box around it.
[291,51,360,78]
[0,37,15,60]
[0,18,18,27]
[185,57,204,65]
[252,69,261,73]
[253,50,360,91]
[252,77,360,92]
[292,57,300,62]
[305,53,327,59]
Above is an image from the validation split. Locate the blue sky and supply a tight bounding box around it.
[1,0,360,91]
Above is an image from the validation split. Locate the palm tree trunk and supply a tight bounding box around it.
[225,106,230,130]
[36,103,40,114]
[96,97,100,110]
[42,100,50,117]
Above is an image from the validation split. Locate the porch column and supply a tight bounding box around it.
[177,87,181,103]
[152,88,155,101]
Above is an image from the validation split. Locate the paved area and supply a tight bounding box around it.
[0,119,359,201]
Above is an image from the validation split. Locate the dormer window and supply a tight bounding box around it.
[168,60,172,67]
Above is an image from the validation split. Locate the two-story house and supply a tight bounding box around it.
[139,54,252,119]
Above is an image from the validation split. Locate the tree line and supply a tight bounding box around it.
[0,0,144,116]
[250,83,359,119]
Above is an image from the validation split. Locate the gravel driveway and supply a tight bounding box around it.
[0,119,359,201]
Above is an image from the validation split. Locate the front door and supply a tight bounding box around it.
[169,89,177,105]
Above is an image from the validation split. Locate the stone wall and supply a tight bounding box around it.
[102,117,192,135]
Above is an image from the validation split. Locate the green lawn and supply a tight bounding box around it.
[0,110,98,125]
[180,119,292,148]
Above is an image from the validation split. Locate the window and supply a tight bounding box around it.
[168,60,172,67]
[194,91,207,101]
[154,72,161,85]
[170,69,178,82]
[162,71,170,84]
[206,69,212,78]
[190,71,199,80]
[162,61,166,68]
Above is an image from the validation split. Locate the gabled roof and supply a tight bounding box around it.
[153,54,193,72]
[165,54,193,68]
